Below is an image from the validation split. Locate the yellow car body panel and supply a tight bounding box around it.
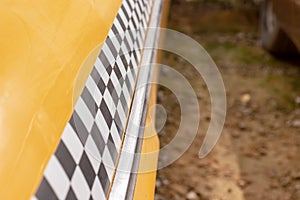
[133,1,170,199]
[0,0,121,199]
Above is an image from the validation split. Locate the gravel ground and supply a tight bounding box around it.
[155,1,300,200]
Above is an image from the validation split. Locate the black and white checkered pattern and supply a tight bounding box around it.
[32,0,155,199]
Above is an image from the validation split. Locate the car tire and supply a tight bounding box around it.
[260,0,298,55]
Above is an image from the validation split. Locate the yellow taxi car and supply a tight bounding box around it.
[0,0,170,199]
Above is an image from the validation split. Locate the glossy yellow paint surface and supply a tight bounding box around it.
[0,0,121,199]
[133,78,160,200]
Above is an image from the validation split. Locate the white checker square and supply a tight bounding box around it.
[108,33,121,51]
[75,97,94,132]
[92,178,106,200]
[61,124,84,164]
[116,56,127,76]
[110,71,122,96]
[127,70,135,88]
[102,43,115,66]
[119,9,129,28]
[71,167,91,200]
[132,12,139,27]
[122,84,131,105]
[85,135,101,161]
[114,19,124,35]
[123,2,131,14]
[130,53,138,69]
[102,147,115,179]
[128,0,135,10]
[103,90,117,117]
[136,34,143,51]
[128,21,136,36]
[86,76,102,106]
[110,122,121,150]
[94,58,110,85]
[95,112,110,142]
[117,103,127,127]
[136,2,142,17]
[120,45,130,61]
[105,164,115,182]
[44,156,70,200]
[125,33,134,50]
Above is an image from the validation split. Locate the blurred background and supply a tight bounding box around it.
[155,0,300,200]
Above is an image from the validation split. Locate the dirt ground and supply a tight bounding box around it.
[155,1,300,200]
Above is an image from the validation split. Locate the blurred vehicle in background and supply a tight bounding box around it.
[260,0,300,55]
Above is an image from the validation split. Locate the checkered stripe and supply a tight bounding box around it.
[32,0,154,200]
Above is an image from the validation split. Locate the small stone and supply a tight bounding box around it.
[238,122,246,130]
[162,179,170,186]
[295,96,300,104]
[224,170,233,178]
[294,184,300,190]
[205,116,211,122]
[291,170,300,179]
[186,191,198,200]
[280,176,291,187]
[259,147,268,156]
[204,184,213,191]
[155,194,165,200]
[292,190,300,200]
[293,109,300,116]
[231,131,240,138]
[241,93,251,104]
[237,179,249,188]
[258,128,267,136]
[270,98,277,107]
[156,179,162,188]
[170,183,186,195]
[270,181,279,189]
[291,120,300,128]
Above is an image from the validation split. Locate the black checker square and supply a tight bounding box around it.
[69,111,89,145]
[65,188,77,200]
[81,87,98,118]
[55,141,76,180]
[114,112,124,137]
[69,110,89,145]
[98,163,110,194]
[106,37,118,59]
[90,68,101,85]
[90,123,105,156]
[119,91,128,114]
[79,152,96,189]
[96,77,106,95]
[111,87,120,107]
[98,51,109,69]
[107,79,115,94]
[107,135,118,164]
[121,4,130,21]
[35,178,59,200]
[113,63,123,80]
[99,100,113,129]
